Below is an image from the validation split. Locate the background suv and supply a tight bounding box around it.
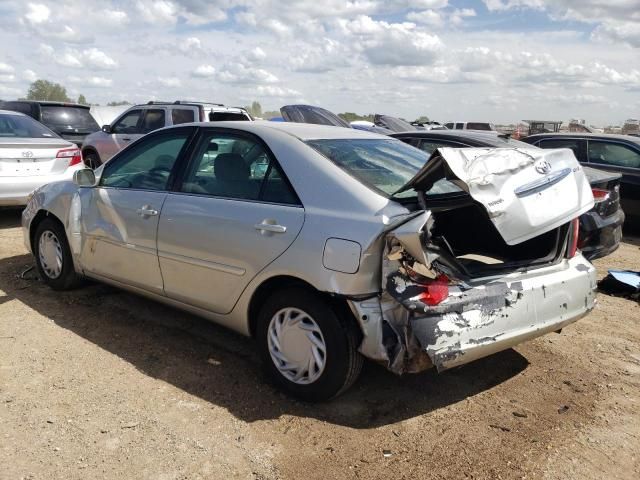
[81,101,252,167]
[0,100,99,146]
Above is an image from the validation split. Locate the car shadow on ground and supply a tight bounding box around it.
[0,208,23,229]
[0,253,530,429]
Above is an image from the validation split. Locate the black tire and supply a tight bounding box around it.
[33,218,83,290]
[256,288,363,401]
[83,151,101,169]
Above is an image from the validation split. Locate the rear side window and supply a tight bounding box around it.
[538,138,581,159]
[208,111,250,122]
[455,123,464,130]
[140,109,166,133]
[588,141,640,168]
[172,108,195,125]
[180,132,299,204]
[40,106,99,130]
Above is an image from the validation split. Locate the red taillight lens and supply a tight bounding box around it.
[591,187,610,204]
[418,274,450,306]
[568,218,580,258]
[56,147,83,167]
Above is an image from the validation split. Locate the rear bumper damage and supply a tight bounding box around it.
[348,208,598,374]
[349,255,597,374]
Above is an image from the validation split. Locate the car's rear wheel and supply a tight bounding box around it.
[257,288,363,401]
[34,218,83,290]
[83,151,101,169]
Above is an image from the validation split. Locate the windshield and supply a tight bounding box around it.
[41,106,99,130]
[0,113,59,138]
[306,138,431,197]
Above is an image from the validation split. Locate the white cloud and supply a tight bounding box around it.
[135,0,178,25]
[192,64,216,78]
[39,44,117,70]
[0,63,14,74]
[256,85,302,97]
[23,69,37,82]
[407,10,444,27]
[217,64,279,84]
[158,76,181,87]
[24,3,50,25]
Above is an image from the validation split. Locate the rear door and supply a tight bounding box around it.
[157,128,304,314]
[79,127,196,292]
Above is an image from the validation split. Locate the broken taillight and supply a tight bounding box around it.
[57,147,83,167]
[568,218,580,258]
[418,274,450,306]
[591,187,610,204]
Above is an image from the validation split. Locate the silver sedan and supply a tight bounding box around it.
[22,121,597,400]
[0,110,84,206]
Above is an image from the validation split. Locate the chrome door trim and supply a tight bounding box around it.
[157,249,246,276]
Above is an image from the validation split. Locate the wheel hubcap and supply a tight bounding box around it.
[38,230,63,279]
[267,307,327,385]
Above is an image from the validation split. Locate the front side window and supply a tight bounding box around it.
[100,129,192,190]
[588,141,640,168]
[180,132,299,204]
[112,109,143,134]
[455,123,464,130]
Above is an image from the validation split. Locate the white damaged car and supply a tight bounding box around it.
[22,122,597,400]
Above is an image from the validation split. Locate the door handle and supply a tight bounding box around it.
[122,137,131,141]
[136,205,159,217]
[254,222,287,234]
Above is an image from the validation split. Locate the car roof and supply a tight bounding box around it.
[1,100,89,108]
[526,132,640,144]
[165,120,391,140]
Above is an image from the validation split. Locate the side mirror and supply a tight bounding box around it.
[73,168,97,187]
[101,124,112,133]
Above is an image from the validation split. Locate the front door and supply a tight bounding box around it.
[79,127,195,292]
[157,129,304,314]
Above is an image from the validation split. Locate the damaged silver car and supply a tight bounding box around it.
[22,122,597,401]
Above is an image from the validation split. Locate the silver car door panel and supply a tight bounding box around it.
[157,194,304,314]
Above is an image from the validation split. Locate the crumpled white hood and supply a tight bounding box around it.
[437,147,594,245]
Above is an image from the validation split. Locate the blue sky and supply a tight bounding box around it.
[0,1,638,125]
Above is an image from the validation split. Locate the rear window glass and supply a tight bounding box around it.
[466,122,493,131]
[0,113,58,138]
[40,106,99,130]
[208,111,250,122]
[306,138,429,197]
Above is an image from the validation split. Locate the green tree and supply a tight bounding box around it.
[338,112,374,123]
[245,101,263,118]
[77,94,87,105]
[413,115,430,124]
[26,79,71,102]
[107,100,131,106]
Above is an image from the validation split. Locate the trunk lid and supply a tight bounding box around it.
[395,147,594,245]
[0,139,75,177]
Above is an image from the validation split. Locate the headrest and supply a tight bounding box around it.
[214,153,249,182]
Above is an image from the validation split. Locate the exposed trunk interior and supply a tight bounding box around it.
[423,196,568,277]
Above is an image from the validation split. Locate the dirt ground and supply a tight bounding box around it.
[0,209,638,480]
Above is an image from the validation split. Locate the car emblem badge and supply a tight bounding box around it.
[534,160,551,174]
[22,151,34,158]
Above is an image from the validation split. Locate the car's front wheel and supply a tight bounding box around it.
[33,218,83,290]
[257,288,363,401]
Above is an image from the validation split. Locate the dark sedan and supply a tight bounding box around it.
[523,133,640,224]
[392,130,625,260]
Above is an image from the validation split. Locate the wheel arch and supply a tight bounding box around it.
[29,210,65,253]
[247,275,358,339]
